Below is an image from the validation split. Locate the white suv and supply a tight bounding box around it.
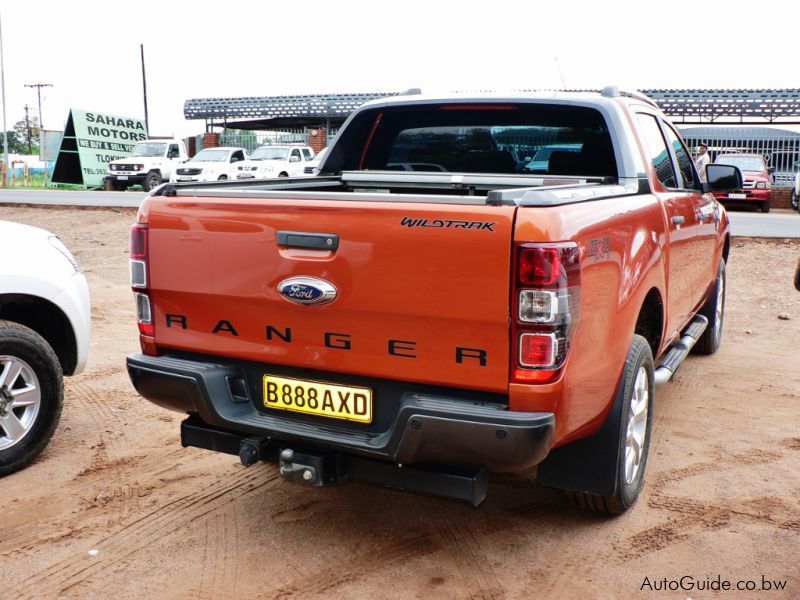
[171,147,249,183]
[0,221,91,475]
[106,139,188,191]
[236,145,315,179]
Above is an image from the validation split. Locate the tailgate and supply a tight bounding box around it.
[146,196,516,393]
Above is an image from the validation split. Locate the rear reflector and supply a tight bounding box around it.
[519,333,557,368]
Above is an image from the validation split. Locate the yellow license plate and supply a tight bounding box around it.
[263,374,373,423]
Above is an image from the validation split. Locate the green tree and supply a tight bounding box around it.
[0,128,25,154]
[13,116,40,155]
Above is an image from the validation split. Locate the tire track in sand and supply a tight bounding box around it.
[19,465,278,598]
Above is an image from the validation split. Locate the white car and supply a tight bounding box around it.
[0,221,91,475]
[303,147,328,175]
[106,139,188,191]
[236,145,315,179]
[792,172,800,211]
[171,147,249,183]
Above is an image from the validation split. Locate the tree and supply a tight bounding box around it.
[14,116,40,155]
[0,128,24,154]
[1,118,40,155]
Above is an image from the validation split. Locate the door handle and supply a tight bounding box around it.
[671,216,685,225]
[277,231,339,250]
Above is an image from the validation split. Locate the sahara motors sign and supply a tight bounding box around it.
[51,109,148,187]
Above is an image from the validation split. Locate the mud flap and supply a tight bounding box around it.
[535,374,624,497]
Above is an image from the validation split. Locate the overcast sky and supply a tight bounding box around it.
[1,0,798,138]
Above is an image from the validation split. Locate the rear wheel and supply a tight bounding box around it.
[694,259,726,355]
[565,335,654,514]
[760,200,770,213]
[790,189,799,211]
[0,321,63,476]
[217,175,228,181]
[278,172,289,178]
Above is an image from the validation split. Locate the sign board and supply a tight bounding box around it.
[40,130,63,162]
[51,109,148,187]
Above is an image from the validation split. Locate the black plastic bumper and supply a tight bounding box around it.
[126,353,554,473]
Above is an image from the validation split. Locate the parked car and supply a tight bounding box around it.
[105,139,188,192]
[236,145,315,180]
[522,143,582,173]
[712,153,772,213]
[127,89,738,512]
[303,147,328,175]
[171,147,249,183]
[791,172,800,211]
[0,221,91,475]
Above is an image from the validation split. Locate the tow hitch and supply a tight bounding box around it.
[181,417,489,506]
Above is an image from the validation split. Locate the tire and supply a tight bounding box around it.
[142,171,162,192]
[278,172,289,178]
[694,259,726,355]
[791,189,799,211]
[760,200,770,213]
[565,335,654,514]
[217,175,228,181]
[0,321,63,476]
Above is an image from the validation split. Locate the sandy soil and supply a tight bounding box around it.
[1,205,799,599]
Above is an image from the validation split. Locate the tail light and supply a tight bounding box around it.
[511,242,580,384]
[130,223,154,338]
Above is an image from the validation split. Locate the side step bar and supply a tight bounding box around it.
[653,315,708,386]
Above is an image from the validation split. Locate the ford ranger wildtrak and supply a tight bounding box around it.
[126,88,739,511]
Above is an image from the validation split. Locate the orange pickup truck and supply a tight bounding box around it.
[127,88,741,511]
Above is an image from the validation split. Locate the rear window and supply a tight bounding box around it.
[323,104,617,178]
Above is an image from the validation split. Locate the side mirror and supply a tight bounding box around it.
[289,156,300,163]
[703,164,743,193]
[768,166,776,174]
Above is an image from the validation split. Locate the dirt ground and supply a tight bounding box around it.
[1,205,799,599]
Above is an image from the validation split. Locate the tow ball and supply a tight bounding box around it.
[278,448,344,487]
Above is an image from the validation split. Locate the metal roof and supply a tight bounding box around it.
[184,89,800,128]
[183,92,400,126]
[643,89,800,122]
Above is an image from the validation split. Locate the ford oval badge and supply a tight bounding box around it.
[277,277,337,306]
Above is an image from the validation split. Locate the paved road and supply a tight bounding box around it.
[727,208,800,238]
[1,188,799,237]
[0,188,146,208]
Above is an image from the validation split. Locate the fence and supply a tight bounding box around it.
[678,126,800,187]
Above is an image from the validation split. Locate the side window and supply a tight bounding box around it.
[636,114,677,189]
[302,148,313,160]
[231,150,244,162]
[168,144,179,159]
[662,124,699,190]
[290,149,301,160]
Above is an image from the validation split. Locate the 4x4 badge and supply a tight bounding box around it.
[278,277,337,306]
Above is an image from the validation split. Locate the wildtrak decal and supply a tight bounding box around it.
[400,217,496,232]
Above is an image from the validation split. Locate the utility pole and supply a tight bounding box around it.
[25,83,52,130]
[25,82,52,183]
[140,44,149,134]
[1,13,8,186]
[23,104,31,154]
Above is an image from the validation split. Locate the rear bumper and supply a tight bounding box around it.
[126,353,554,472]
